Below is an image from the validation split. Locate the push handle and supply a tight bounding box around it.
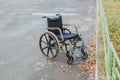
[42,16,47,18]
[42,14,60,18]
[56,14,60,16]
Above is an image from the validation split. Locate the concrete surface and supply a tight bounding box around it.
[0,0,96,80]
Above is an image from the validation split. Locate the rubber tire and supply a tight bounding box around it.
[67,56,74,65]
[39,32,59,59]
[81,51,88,60]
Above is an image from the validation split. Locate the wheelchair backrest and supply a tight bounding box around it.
[47,15,63,35]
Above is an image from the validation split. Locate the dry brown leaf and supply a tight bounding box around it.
[89,40,96,52]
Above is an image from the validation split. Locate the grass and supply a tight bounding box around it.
[97,0,120,79]
[103,0,120,56]
[97,1,120,79]
[97,19,106,79]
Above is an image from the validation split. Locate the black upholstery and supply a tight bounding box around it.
[56,33,79,40]
[47,15,63,34]
[47,15,79,40]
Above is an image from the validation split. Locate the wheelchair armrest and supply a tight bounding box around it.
[63,28,71,33]
[46,27,64,41]
[63,24,78,34]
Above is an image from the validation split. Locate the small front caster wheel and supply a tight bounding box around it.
[67,56,74,65]
[81,49,88,60]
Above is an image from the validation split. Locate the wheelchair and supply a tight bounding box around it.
[39,14,88,65]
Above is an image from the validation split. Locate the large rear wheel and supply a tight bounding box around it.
[39,32,59,59]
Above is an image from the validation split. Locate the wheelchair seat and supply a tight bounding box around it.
[47,15,79,40]
[56,33,79,40]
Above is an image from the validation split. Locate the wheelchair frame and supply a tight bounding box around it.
[39,15,88,65]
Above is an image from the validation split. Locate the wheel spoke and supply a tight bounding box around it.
[47,47,50,57]
[41,40,47,45]
[49,38,52,43]
[50,49,54,57]
[43,46,48,50]
[45,35,49,43]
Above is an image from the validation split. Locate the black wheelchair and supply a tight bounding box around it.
[39,14,88,65]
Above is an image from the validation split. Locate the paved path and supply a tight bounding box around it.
[0,0,96,80]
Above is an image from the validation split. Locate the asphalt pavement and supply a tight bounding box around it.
[0,0,96,80]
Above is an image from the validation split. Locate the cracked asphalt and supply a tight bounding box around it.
[0,0,96,80]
